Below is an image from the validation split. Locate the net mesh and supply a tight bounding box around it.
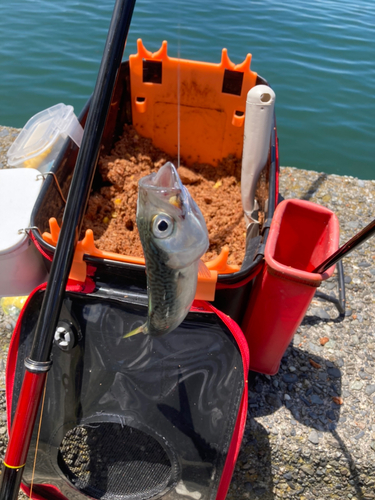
[58,423,173,500]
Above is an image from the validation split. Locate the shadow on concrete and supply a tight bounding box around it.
[231,336,366,500]
[300,172,328,201]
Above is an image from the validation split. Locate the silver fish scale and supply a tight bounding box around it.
[140,223,180,336]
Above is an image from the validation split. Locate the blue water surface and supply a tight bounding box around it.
[0,0,374,178]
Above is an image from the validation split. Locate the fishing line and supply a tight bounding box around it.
[29,372,48,500]
[177,0,181,168]
[177,46,181,169]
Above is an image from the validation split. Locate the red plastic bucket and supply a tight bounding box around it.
[242,199,340,375]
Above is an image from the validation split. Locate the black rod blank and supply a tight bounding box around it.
[313,218,375,274]
[30,0,136,362]
[0,2,137,498]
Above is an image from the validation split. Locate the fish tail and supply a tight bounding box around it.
[123,323,147,338]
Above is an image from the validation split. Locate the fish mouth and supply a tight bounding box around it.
[139,162,187,210]
[152,162,180,189]
[140,162,183,193]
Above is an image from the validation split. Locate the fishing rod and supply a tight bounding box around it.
[0,0,136,498]
[313,217,375,274]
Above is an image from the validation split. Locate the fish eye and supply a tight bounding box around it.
[152,213,174,239]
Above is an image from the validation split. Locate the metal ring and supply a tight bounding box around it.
[24,358,52,373]
[18,226,43,237]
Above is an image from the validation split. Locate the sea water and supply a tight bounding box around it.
[0,0,374,178]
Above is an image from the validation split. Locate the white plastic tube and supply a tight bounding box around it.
[241,85,276,226]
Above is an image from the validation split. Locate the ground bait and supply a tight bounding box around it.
[82,124,250,266]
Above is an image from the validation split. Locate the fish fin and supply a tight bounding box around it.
[123,323,147,338]
[198,259,211,279]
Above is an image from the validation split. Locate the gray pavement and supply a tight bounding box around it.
[1,126,375,500]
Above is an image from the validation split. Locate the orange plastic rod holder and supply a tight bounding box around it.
[129,39,257,166]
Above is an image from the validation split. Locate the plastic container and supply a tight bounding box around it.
[29,58,280,326]
[242,199,340,375]
[6,103,83,174]
[0,168,48,297]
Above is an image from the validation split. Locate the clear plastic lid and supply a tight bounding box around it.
[6,103,83,168]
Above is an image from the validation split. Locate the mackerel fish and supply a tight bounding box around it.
[125,162,209,338]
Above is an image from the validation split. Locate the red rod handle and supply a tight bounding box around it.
[0,371,47,500]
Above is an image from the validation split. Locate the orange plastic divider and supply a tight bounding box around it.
[205,246,240,274]
[129,39,257,166]
[43,219,240,300]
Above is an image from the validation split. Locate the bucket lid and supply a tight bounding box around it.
[6,103,81,167]
[0,169,44,255]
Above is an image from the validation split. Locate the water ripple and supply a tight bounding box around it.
[0,0,374,177]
